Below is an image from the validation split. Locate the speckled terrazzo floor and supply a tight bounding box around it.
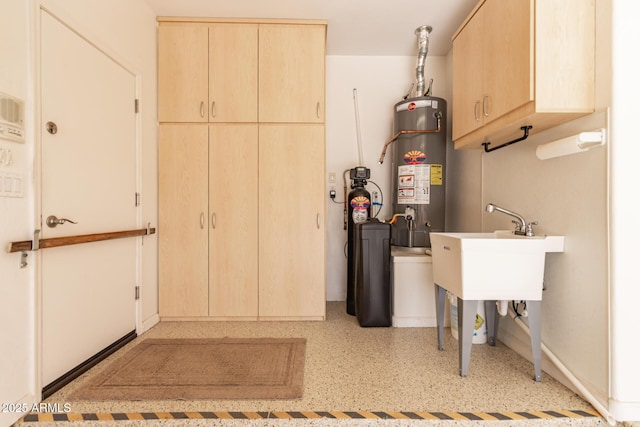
[32,302,606,426]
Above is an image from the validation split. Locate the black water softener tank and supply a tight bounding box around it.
[346,167,371,316]
[354,219,392,327]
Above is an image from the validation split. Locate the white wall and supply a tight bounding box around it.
[609,0,640,421]
[3,0,637,423]
[0,2,157,424]
[0,1,36,425]
[482,112,609,399]
[325,54,447,301]
[485,2,611,408]
[444,0,615,414]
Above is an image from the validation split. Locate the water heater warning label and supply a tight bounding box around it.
[431,164,443,185]
[398,164,430,204]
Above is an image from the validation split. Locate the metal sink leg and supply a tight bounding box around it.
[435,284,446,351]
[458,298,480,377]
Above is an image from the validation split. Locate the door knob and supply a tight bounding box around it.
[46,215,78,228]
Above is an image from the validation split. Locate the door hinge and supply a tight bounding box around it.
[134,98,140,113]
[135,192,141,207]
[135,286,140,300]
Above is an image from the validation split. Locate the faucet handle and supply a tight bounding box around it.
[511,220,522,232]
[525,221,538,237]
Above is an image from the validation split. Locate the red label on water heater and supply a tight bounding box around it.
[403,150,426,164]
[408,102,416,111]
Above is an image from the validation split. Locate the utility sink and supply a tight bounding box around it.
[430,230,564,301]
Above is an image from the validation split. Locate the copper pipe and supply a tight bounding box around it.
[378,116,441,164]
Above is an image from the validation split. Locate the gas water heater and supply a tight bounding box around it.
[378,25,447,248]
[389,96,446,248]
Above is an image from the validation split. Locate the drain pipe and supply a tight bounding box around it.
[353,88,364,167]
[507,307,616,425]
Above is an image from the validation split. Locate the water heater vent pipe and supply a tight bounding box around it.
[414,25,432,97]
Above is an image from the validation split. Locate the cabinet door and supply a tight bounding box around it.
[258,125,326,319]
[209,24,258,122]
[452,7,485,140]
[158,24,209,122]
[159,124,209,317]
[209,124,259,317]
[482,0,533,122]
[258,24,326,123]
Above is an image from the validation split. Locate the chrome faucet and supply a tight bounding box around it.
[403,206,416,247]
[485,203,536,236]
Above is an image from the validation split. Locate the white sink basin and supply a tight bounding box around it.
[430,230,564,301]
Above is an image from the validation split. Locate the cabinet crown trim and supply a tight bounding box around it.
[158,17,327,26]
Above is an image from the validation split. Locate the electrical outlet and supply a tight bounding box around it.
[328,172,336,183]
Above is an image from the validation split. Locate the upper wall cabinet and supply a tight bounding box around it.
[452,0,595,149]
[258,24,326,123]
[158,19,326,124]
[158,22,258,123]
[158,23,208,123]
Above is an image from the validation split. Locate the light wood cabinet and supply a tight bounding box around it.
[158,22,258,123]
[209,125,259,318]
[258,24,326,123]
[158,24,209,123]
[209,25,258,122]
[159,124,259,319]
[158,124,209,317]
[159,20,325,124]
[451,7,485,139]
[258,125,326,320]
[452,0,594,149]
[158,18,327,320]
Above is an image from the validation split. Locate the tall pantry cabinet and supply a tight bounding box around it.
[158,18,326,321]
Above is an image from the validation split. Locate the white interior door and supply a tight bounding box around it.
[40,10,138,387]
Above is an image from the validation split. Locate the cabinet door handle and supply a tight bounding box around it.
[211,101,216,118]
[316,102,320,119]
[200,212,205,229]
[211,213,216,229]
[200,101,205,118]
[316,213,321,229]
[483,95,490,117]
[474,101,481,122]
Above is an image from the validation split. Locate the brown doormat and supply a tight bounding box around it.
[67,338,306,401]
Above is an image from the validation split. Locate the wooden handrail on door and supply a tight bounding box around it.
[6,226,156,253]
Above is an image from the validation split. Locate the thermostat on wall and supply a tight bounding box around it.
[0,92,25,143]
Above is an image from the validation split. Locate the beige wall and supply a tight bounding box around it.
[0,2,157,423]
[0,2,35,425]
[325,54,448,301]
[445,0,612,406]
[3,0,638,422]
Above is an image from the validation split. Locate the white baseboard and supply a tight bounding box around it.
[498,322,605,403]
[608,398,640,423]
[0,393,37,427]
[139,313,160,334]
[392,316,437,327]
